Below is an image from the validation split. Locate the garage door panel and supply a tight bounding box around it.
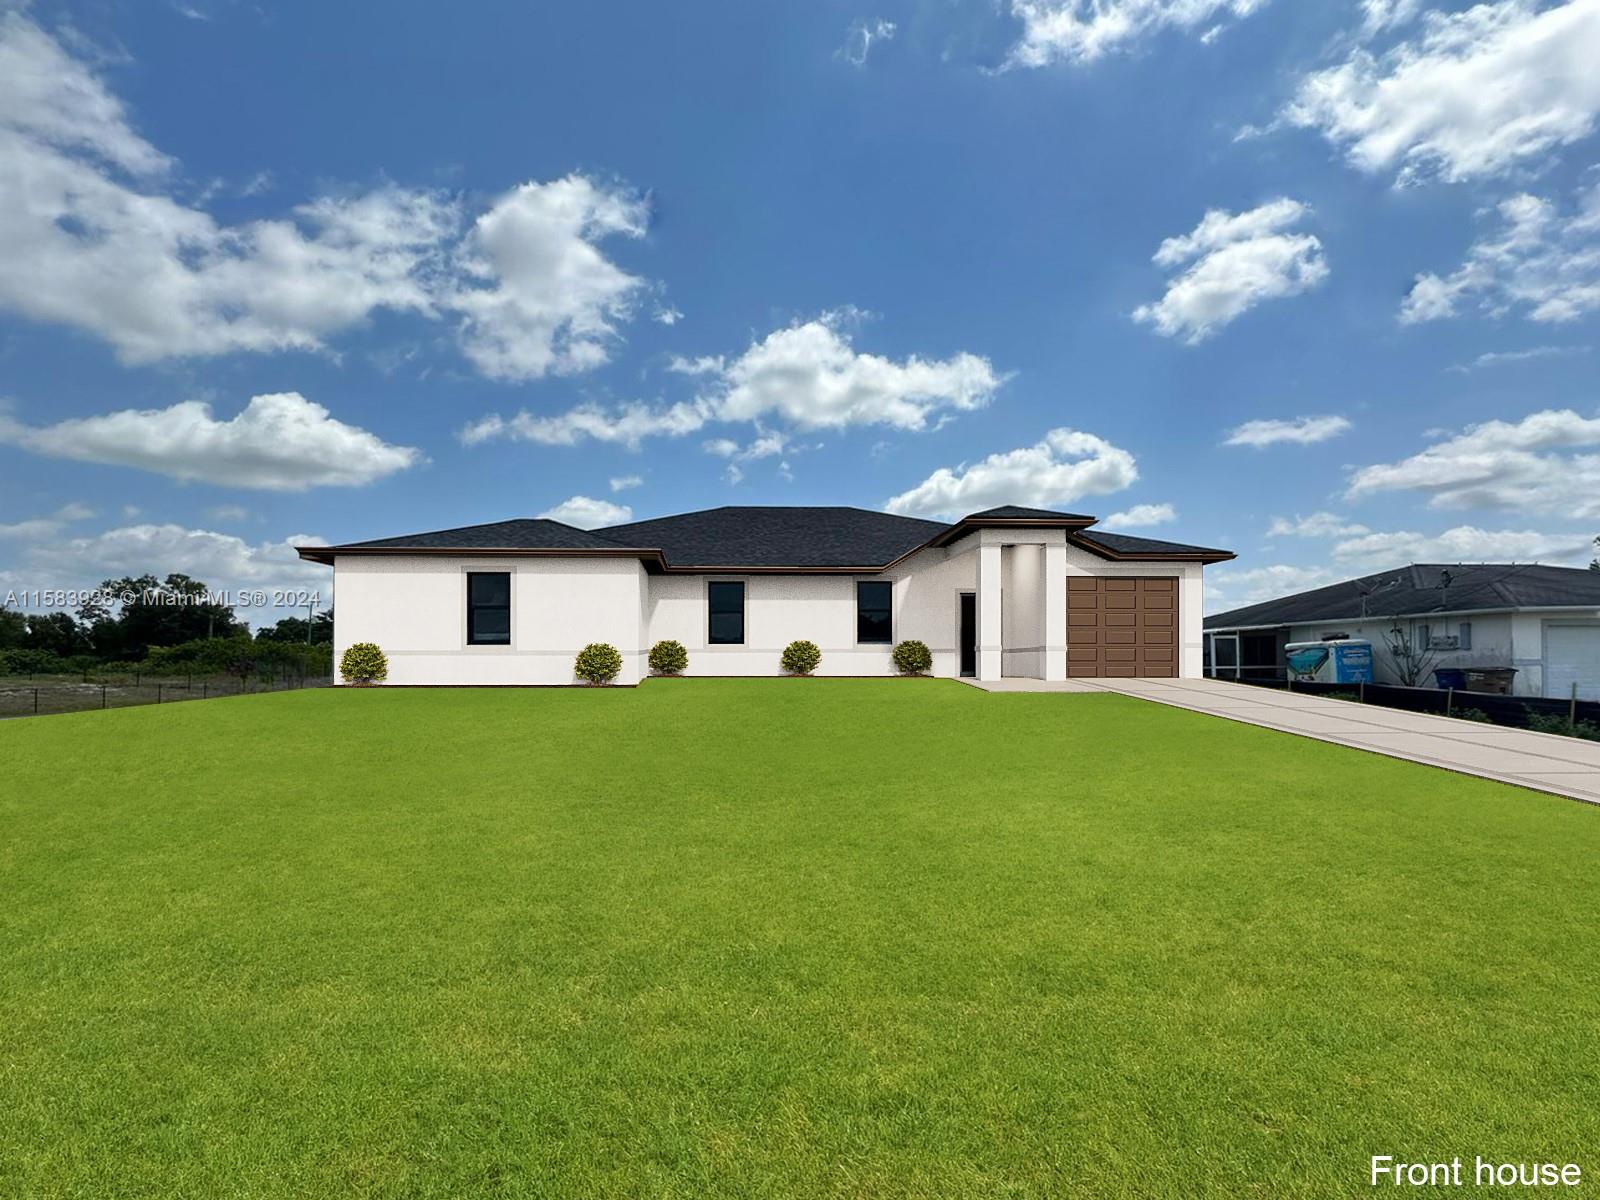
[1066,576,1181,679]
[1545,624,1600,702]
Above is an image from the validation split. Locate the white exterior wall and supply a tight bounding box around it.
[333,555,647,685]
[327,538,1215,683]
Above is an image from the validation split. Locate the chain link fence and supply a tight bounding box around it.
[0,673,333,719]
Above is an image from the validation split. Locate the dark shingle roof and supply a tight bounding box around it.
[339,518,630,552]
[1078,530,1234,558]
[595,506,948,568]
[966,505,1096,521]
[302,505,1236,569]
[1206,563,1600,630]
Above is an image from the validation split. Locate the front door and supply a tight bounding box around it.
[959,593,976,677]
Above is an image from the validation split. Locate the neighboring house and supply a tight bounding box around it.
[298,505,1233,685]
[1204,563,1600,700]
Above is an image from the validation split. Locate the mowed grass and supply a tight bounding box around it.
[3,681,1598,1199]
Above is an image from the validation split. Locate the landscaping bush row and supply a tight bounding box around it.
[336,638,940,686]
[3,638,333,682]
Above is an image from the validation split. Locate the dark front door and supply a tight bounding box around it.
[959,593,976,677]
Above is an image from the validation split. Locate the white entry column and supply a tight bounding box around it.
[1042,542,1067,681]
[977,542,1003,682]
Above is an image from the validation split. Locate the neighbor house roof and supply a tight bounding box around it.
[1206,563,1600,630]
[298,505,1234,570]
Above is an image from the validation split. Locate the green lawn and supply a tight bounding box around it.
[3,681,1598,1198]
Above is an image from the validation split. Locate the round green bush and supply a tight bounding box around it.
[575,642,624,685]
[892,639,933,676]
[339,642,388,685]
[648,639,688,675]
[781,639,821,676]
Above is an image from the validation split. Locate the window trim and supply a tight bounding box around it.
[465,569,513,647]
[855,579,893,645]
[706,578,746,646]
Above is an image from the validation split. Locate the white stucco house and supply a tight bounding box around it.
[298,505,1234,685]
[1204,563,1600,700]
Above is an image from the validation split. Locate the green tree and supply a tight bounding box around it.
[24,611,88,656]
[98,574,240,658]
[0,606,27,650]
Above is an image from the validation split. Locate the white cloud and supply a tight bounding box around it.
[449,176,650,380]
[652,305,682,326]
[1133,199,1327,343]
[1206,563,1340,613]
[1332,525,1597,568]
[0,391,420,489]
[0,502,95,540]
[1005,0,1269,67]
[1347,408,1600,518]
[1359,0,1424,36]
[536,496,632,529]
[458,401,707,450]
[207,504,249,522]
[2,523,328,621]
[1224,414,1351,447]
[1451,343,1590,371]
[1287,0,1600,184]
[1267,511,1371,538]
[0,17,653,378]
[462,312,1005,450]
[884,427,1138,519]
[838,18,896,66]
[1101,502,1176,529]
[1401,183,1600,326]
[608,474,643,492]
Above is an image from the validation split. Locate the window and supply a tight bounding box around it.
[856,581,892,644]
[1459,621,1472,651]
[467,572,511,645]
[708,580,745,645]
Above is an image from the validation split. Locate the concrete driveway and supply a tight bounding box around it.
[967,676,1600,805]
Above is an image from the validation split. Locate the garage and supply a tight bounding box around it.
[1544,623,1600,702]
[1067,576,1177,678]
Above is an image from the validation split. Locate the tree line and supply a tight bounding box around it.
[1,573,332,680]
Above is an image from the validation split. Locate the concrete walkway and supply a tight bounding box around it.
[965,675,1600,805]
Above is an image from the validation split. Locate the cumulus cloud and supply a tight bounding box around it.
[1005,0,1270,67]
[838,18,896,66]
[883,428,1137,519]
[2,523,328,621]
[0,391,420,489]
[1205,563,1340,612]
[1267,511,1371,538]
[1224,414,1351,447]
[0,502,95,540]
[449,177,650,380]
[608,474,643,492]
[1401,183,1600,326]
[0,16,652,377]
[1286,0,1600,183]
[1100,502,1176,529]
[461,312,1005,450]
[1133,199,1327,343]
[1346,408,1600,518]
[1331,525,1597,568]
[536,496,633,529]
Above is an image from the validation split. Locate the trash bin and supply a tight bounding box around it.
[1464,668,1517,695]
[1433,668,1467,690]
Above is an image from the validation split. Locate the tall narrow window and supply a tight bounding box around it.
[467,572,511,645]
[856,581,892,644]
[708,581,745,645]
[1458,622,1472,651]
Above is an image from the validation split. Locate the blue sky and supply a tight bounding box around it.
[1,0,1598,621]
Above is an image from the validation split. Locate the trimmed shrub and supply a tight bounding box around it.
[649,639,688,676]
[892,639,933,676]
[339,642,388,686]
[781,639,821,676]
[575,642,624,685]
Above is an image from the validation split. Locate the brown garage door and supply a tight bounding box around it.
[1066,576,1177,678]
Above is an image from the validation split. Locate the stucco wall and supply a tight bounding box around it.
[333,555,647,685]
[328,540,1214,683]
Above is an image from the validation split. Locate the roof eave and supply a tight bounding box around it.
[928,514,1099,549]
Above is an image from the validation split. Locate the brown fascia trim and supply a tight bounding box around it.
[296,545,671,570]
[925,514,1098,549]
[1065,531,1236,565]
